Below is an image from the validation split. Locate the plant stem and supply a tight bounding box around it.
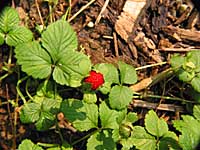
[135,62,167,71]
[37,142,59,148]
[16,76,29,104]
[68,0,96,22]
[71,129,99,146]
[25,79,34,100]
[134,93,199,104]
[0,73,9,81]
[67,0,72,20]
[49,4,53,23]
[7,47,13,70]
[56,121,64,143]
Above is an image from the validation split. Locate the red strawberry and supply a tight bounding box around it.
[84,71,104,90]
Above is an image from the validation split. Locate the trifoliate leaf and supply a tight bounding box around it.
[6,26,33,46]
[94,63,119,84]
[61,99,98,131]
[15,41,52,79]
[99,101,119,129]
[158,131,181,150]
[15,20,91,86]
[145,110,168,137]
[0,7,20,33]
[53,51,91,87]
[129,126,156,150]
[118,61,137,84]
[109,85,133,110]
[173,115,200,150]
[87,130,116,150]
[170,51,200,92]
[193,105,200,121]
[41,20,78,62]
[20,96,61,131]
[18,139,44,150]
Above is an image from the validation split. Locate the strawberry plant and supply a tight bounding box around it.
[170,50,200,93]
[15,20,91,87]
[1,6,200,150]
[173,105,200,150]
[0,7,33,46]
[0,6,33,81]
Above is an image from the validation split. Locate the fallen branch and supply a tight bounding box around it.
[132,99,185,112]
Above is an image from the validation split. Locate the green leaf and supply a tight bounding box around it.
[187,88,200,103]
[20,96,61,131]
[45,144,72,150]
[42,97,61,114]
[41,20,78,62]
[18,139,44,150]
[170,54,186,69]
[87,130,116,150]
[99,101,119,129]
[170,51,200,92]
[6,26,33,46]
[191,74,200,92]
[35,111,55,131]
[177,68,194,82]
[83,92,97,104]
[99,82,112,94]
[173,115,200,150]
[193,105,200,121]
[145,110,168,137]
[129,126,156,150]
[15,20,91,86]
[0,7,20,33]
[36,80,61,100]
[118,61,137,84]
[52,51,91,87]
[109,85,133,110]
[119,124,132,138]
[94,63,119,84]
[186,51,200,68]
[125,112,138,124]
[61,99,98,131]
[15,41,52,79]
[20,102,41,123]
[117,112,138,138]
[179,130,199,150]
[158,131,181,150]
[0,32,4,45]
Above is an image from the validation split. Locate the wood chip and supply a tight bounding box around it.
[162,25,200,43]
[115,0,146,42]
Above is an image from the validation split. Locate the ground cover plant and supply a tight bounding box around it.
[1,1,200,150]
